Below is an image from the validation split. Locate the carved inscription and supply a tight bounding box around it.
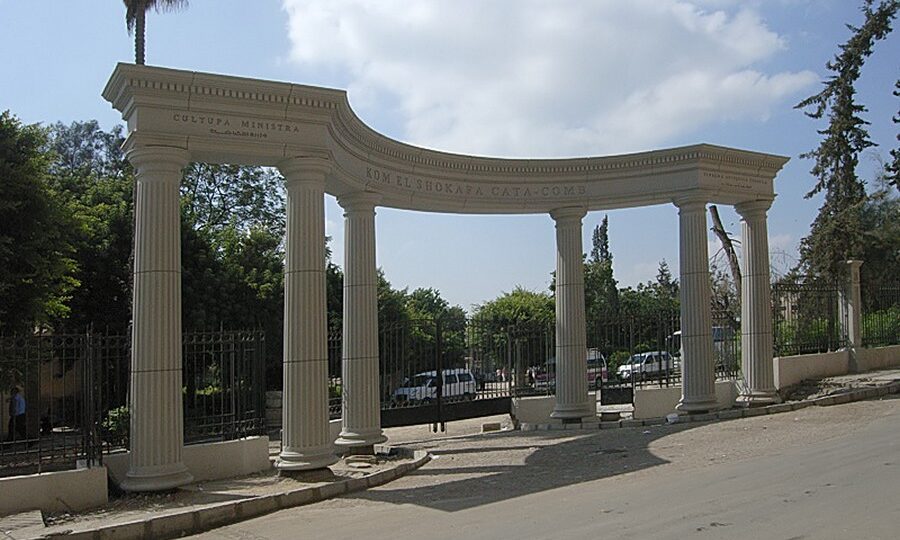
[703,171,767,192]
[365,167,586,200]
[170,113,301,139]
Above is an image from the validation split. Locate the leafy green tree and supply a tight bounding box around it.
[123,0,188,65]
[796,0,899,280]
[0,112,77,333]
[473,287,554,326]
[45,121,134,331]
[180,163,285,239]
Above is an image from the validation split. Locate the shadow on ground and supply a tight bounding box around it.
[348,421,702,512]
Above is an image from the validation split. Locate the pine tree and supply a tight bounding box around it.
[795,0,899,280]
[590,215,611,263]
[887,79,900,191]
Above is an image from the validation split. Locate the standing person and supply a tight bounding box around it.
[7,386,26,441]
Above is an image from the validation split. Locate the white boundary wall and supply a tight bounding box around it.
[0,467,107,516]
[774,345,900,389]
[634,381,737,420]
[105,436,271,487]
[858,345,900,372]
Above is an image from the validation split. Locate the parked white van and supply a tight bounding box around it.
[392,368,477,403]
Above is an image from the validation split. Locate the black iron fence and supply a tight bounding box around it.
[0,330,265,477]
[772,278,847,356]
[586,310,740,404]
[862,283,900,348]
[323,312,741,415]
[0,334,97,477]
[182,330,266,444]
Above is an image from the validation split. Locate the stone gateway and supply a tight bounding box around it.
[104,64,786,491]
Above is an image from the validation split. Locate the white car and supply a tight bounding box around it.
[533,349,608,390]
[617,351,676,381]
[392,368,477,403]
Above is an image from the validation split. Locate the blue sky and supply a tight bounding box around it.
[1,0,897,311]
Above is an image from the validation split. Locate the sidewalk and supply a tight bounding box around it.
[8,367,900,540]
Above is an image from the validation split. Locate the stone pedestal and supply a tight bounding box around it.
[735,200,780,406]
[674,198,718,414]
[122,146,193,492]
[335,192,387,451]
[276,159,338,471]
[549,207,593,421]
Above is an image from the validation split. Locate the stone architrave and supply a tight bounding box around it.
[335,192,387,451]
[122,146,193,492]
[549,207,593,421]
[674,198,718,414]
[276,158,339,472]
[736,199,780,406]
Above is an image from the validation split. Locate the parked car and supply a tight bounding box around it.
[392,368,477,403]
[533,349,608,390]
[617,351,676,381]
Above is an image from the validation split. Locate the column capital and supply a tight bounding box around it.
[846,259,864,269]
[550,206,587,225]
[673,195,707,214]
[125,146,190,176]
[338,191,382,214]
[735,198,774,218]
[278,156,332,185]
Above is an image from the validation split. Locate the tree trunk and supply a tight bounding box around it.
[709,205,742,306]
[135,10,146,65]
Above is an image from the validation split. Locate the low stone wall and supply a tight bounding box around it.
[858,345,900,372]
[633,381,736,420]
[773,345,900,389]
[105,436,271,488]
[511,395,555,424]
[511,392,596,424]
[0,466,107,516]
[774,350,849,389]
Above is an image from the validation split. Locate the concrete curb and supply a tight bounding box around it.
[34,448,431,540]
[519,379,900,432]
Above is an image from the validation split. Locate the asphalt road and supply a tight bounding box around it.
[195,397,900,540]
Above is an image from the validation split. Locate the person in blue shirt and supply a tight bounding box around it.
[7,386,26,441]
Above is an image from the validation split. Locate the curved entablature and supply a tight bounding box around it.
[103,63,789,214]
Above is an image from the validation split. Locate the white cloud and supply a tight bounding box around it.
[282,0,816,157]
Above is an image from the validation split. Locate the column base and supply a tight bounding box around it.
[736,390,781,408]
[550,401,594,421]
[121,461,193,492]
[676,395,719,414]
[334,427,387,449]
[276,443,339,471]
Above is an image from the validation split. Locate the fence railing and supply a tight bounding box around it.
[321,312,742,415]
[861,284,900,348]
[0,334,96,477]
[0,330,265,477]
[772,279,847,357]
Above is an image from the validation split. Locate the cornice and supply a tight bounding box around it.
[103,64,788,214]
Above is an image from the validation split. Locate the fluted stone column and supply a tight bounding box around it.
[736,200,780,406]
[675,198,718,413]
[122,146,193,492]
[335,192,387,451]
[276,159,338,471]
[550,207,593,421]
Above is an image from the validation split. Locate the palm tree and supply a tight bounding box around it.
[123,0,188,65]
